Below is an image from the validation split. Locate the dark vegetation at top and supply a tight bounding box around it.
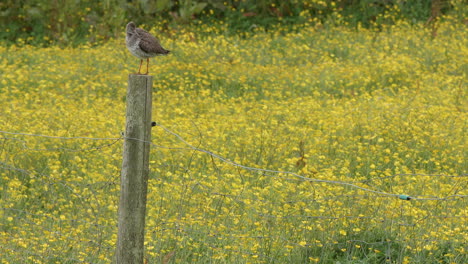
[0,0,464,46]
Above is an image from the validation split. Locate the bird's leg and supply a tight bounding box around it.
[138,59,143,74]
[145,58,149,75]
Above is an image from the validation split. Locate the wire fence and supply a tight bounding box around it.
[1,124,467,263]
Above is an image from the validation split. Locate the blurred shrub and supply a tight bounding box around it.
[0,0,465,45]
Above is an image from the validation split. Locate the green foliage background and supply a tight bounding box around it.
[1,0,466,45]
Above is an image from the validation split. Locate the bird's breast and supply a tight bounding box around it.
[126,38,150,59]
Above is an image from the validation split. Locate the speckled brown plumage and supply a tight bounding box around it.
[126,22,170,75]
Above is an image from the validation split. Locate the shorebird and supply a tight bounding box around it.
[125,22,170,75]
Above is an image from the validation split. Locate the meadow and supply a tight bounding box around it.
[0,19,467,263]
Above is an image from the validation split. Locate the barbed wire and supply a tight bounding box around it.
[1,126,466,201]
[0,130,121,141]
[152,123,467,201]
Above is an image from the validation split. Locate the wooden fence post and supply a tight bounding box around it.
[116,74,153,264]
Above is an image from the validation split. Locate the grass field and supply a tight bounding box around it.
[0,20,467,263]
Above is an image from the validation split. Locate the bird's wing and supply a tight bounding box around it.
[136,28,169,55]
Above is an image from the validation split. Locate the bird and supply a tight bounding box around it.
[125,22,170,75]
